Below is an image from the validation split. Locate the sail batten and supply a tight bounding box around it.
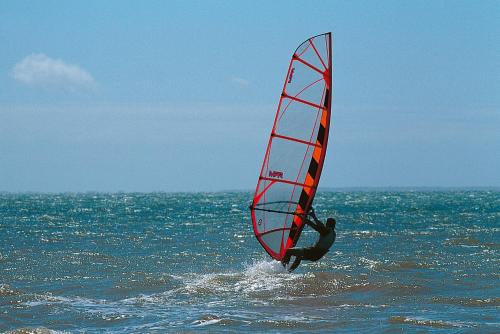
[251,33,333,260]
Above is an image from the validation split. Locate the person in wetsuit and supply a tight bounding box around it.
[282,207,336,271]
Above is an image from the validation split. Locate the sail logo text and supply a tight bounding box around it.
[288,68,295,83]
[269,170,284,179]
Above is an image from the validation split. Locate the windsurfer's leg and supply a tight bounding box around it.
[289,256,302,271]
[282,253,291,266]
[282,249,293,266]
[285,248,305,258]
[302,247,325,261]
[282,248,304,266]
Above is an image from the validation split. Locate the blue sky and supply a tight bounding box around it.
[0,1,499,192]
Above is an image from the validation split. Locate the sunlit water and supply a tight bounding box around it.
[0,191,499,333]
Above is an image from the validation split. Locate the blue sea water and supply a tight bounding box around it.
[0,190,499,333]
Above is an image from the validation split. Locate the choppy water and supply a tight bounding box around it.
[0,191,499,333]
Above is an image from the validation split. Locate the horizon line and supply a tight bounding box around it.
[1,185,499,195]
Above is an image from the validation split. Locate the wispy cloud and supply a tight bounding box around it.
[11,53,96,89]
[230,76,250,86]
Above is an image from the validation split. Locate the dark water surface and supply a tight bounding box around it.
[0,191,499,333]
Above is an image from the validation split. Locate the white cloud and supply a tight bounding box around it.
[11,53,96,89]
[230,76,250,86]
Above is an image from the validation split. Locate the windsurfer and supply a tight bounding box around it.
[281,207,336,271]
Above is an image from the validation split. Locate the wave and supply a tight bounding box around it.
[377,260,434,271]
[14,259,482,331]
[445,237,500,249]
[5,327,69,334]
[191,314,248,327]
[388,316,474,329]
[431,296,500,307]
[0,284,18,297]
[18,259,389,311]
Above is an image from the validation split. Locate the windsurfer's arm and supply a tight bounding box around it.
[305,208,329,235]
[304,217,329,235]
[309,207,322,225]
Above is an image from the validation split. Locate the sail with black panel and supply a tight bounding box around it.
[249,32,333,261]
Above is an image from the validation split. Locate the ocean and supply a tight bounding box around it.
[0,190,498,333]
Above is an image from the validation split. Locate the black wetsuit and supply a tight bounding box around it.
[282,212,336,271]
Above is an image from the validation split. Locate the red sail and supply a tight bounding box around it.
[250,33,333,260]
